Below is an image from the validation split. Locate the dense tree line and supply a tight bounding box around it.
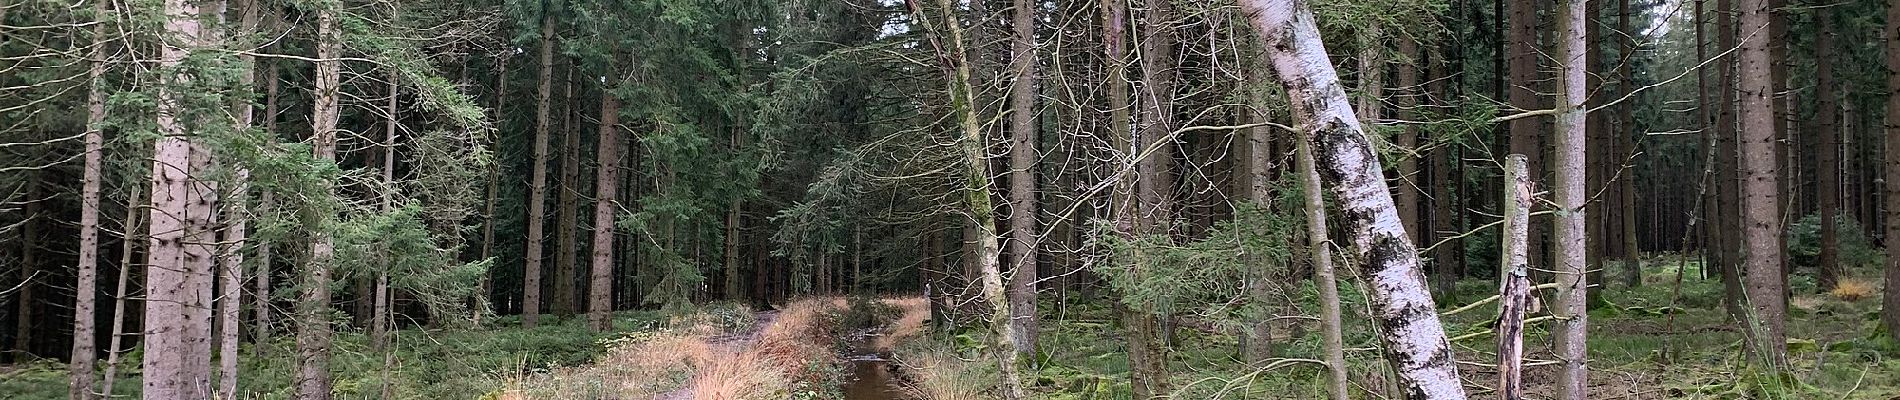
[3,0,1900,398]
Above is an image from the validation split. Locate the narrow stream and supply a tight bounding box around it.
[841,351,909,399]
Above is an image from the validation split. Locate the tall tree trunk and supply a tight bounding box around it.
[1005,0,1040,357]
[16,175,36,361]
[146,0,223,395]
[256,61,280,340]
[910,0,1026,397]
[1617,0,1641,287]
[1241,39,1278,364]
[524,13,555,328]
[1395,38,1420,243]
[1128,0,1177,394]
[1239,1,1467,398]
[1717,0,1746,321]
[70,0,109,395]
[555,65,580,317]
[1508,0,1543,269]
[1297,123,1351,400]
[589,85,621,332]
[1428,52,1458,302]
[102,171,146,400]
[479,56,508,324]
[1737,0,1786,367]
[372,70,397,352]
[1357,25,1384,139]
[1816,13,1841,292]
[296,5,342,399]
[1584,0,1608,309]
[218,1,261,397]
[1551,0,1590,396]
[1884,0,1900,339]
[1497,155,1532,400]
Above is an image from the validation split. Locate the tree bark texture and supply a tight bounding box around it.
[1551,0,1590,397]
[524,13,555,328]
[1881,0,1900,347]
[70,0,108,395]
[1298,126,1352,400]
[145,0,221,396]
[1498,155,1532,400]
[1816,13,1841,292]
[589,88,621,332]
[1239,1,1467,398]
[1005,0,1039,356]
[1738,0,1787,367]
[296,6,341,399]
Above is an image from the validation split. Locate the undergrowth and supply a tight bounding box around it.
[0,311,663,400]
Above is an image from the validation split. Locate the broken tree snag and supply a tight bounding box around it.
[1498,154,1531,400]
[1238,0,1468,399]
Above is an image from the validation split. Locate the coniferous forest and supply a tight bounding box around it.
[7,0,1900,398]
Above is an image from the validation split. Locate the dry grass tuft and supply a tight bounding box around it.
[1829,278,1876,301]
[899,351,991,400]
[876,297,929,350]
[689,351,787,400]
[505,297,859,400]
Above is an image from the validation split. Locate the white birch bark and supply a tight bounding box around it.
[1238,1,1467,398]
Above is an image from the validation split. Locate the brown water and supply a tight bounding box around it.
[841,352,911,399]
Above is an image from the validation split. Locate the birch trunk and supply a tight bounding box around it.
[910,0,1025,397]
[1239,1,1467,398]
[296,6,342,399]
[589,85,622,332]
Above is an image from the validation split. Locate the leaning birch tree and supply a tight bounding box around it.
[908,0,1026,397]
[1238,0,1467,398]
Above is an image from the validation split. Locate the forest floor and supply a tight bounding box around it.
[5,257,1897,399]
[890,254,1900,399]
